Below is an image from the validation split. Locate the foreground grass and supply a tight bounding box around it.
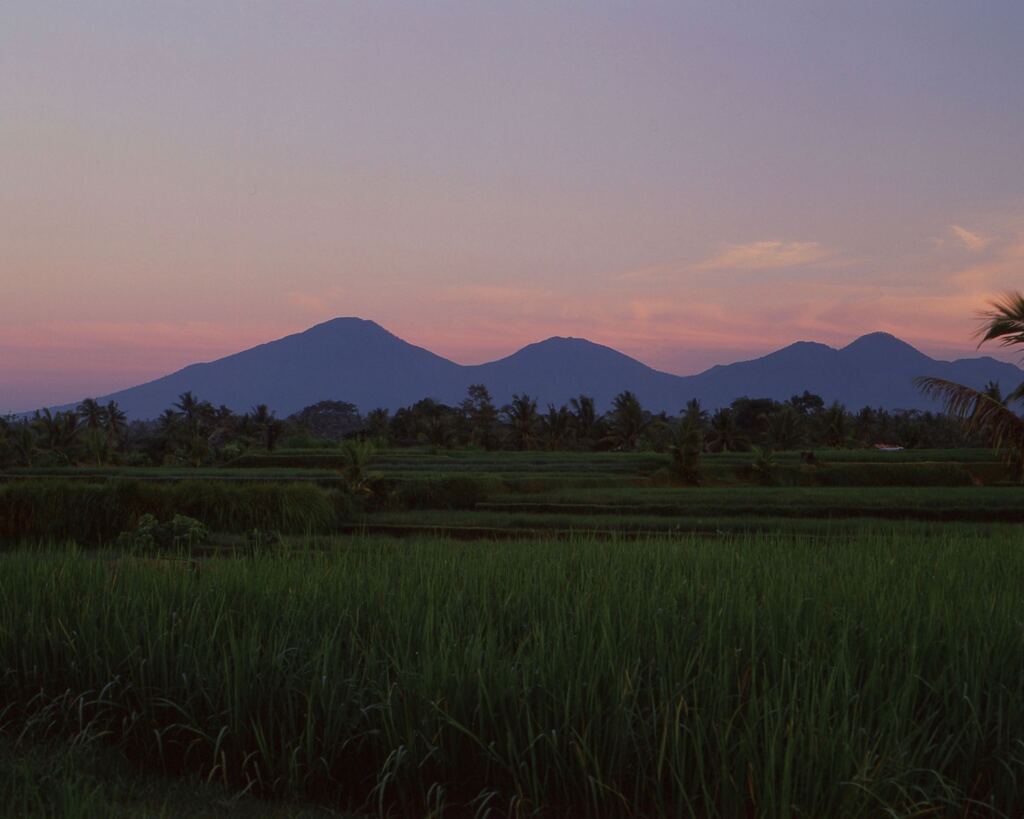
[3,533,1024,816]
[0,737,342,818]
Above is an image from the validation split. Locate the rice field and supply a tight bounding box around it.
[3,530,1024,817]
[2,448,1023,816]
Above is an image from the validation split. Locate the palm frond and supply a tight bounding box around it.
[975,291,1024,350]
[914,376,1024,454]
[1005,380,1024,407]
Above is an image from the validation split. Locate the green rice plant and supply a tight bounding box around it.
[4,532,1024,816]
[0,479,339,544]
[396,475,502,510]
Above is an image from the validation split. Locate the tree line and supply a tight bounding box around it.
[0,385,987,469]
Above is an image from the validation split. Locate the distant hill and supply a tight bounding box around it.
[70,318,467,419]
[679,332,1020,412]
[41,320,1024,419]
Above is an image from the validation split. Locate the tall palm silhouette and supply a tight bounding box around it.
[706,408,745,453]
[77,398,106,431]
[504,394,539,451]
[569,395,598,445]
[105,401,127,448]
[607,391,646,450]
[916,292,1024,472]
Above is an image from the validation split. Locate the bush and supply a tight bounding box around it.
[397,476,498,510]
[0,479,339,545]
[116,514,209,554]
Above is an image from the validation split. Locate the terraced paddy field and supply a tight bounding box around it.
[2,448,1023,816]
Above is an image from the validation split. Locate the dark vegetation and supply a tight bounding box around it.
[3,295,1024,816]
[5,534,1024,817]
[0,386,993,472]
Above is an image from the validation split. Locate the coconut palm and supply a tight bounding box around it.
[916,292,1024,475]
[12,422,36,467]
[249,404,283,451]
[668,413,703,484]
[77,398,107,431]
[105,401,127,449]
[607,391,646,450]
[157,409,180,434]
[461,385,500,450]
[541,404,572,450]
[681,398,709,428]
[338,439,380,497]
[706,408,746,453]
[820,402,850,448]
[569,395,598,446]
[764,405,804,450]
[32,408,81,461]
[84,427,111,466]
[504,394,539,451]
[364,408,392,443]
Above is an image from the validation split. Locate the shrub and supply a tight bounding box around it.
[397,476,497,510]
[116,514,209,554]
[0,479,339,545]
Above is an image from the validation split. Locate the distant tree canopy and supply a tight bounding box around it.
[286,401,362,441]
[0,381,990,470]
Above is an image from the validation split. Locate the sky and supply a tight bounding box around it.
[3,1,1024,413]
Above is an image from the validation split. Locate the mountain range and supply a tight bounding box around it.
[44,318,1024,419]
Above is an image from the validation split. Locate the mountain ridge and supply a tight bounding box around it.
[27,319,1024,419]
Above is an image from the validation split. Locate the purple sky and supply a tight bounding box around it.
[3,2,1024,412]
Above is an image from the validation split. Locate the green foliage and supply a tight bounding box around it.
[749,446,777,484]
[5,533,1024,815]
[116,513,209,554]
[287,400,363,441]
[0,479,337,544]
[667,414,703,484]
[395,475,498,510]
[337,438,381,497]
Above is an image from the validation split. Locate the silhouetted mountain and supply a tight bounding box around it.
[465,337,684,409]
[73,318,467,419]
[681,331,1019,412]
[43,321,1024,418]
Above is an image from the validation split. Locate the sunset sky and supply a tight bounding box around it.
[3,2,1024,412]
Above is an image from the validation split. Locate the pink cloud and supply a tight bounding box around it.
[697,240,830,271]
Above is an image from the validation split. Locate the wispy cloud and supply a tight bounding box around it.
[285,286,346,315]
[697,240,829,271]
[949,224,990,252]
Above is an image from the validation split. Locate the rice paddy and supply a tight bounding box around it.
[1,447,1022,816]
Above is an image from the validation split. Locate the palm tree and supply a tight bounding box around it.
[338,439,380,497]
[668,413,703,484]
[173,392,214,466]
[364,408,392,443]
[105,401,127,450]
[77,398,107,431]
[541,404,572,450]
[916,292,1024,474]
[681,398,709,428]
[706,408,746,453]
[504,394,539,451]
[174,391,201,428]
[12,422,36,467]
[84,427,111,466]
[33,409,80,461]
[461,385,500,450]
[249,404,282,451]
[569,395,598,446]
[764,405,804,450]
[607,391,646,450]
[157,408,180,434]
[820,402,850,448]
